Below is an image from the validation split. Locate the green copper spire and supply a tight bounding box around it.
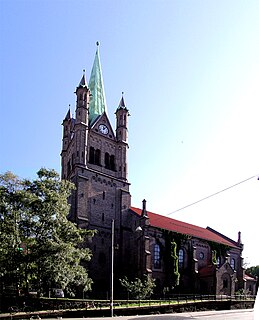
[88,42,107,125]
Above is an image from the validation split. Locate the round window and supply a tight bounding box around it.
[199,252,204,260]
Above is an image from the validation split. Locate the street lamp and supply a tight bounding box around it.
[110,219,114,317]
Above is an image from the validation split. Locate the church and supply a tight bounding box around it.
[61,43,248,298]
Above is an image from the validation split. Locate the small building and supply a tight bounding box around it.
[243,274,257,295]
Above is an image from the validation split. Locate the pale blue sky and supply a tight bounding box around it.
[1,0,259,266]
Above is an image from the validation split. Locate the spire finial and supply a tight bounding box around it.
[96,41,100,46]
[64,106,72,120]
[141,199,148,218]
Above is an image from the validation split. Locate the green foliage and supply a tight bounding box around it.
[163,230,182,288]
[246,265,259,278]
[212,250,217,265]
[0,168,94,297]
[171,241,180,286]
[208,241,229,260]
[120,275,156,299]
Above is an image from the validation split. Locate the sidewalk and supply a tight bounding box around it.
[42,308,254,320]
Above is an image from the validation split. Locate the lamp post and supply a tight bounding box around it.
[135,226,143,278]
[110,219,114,317]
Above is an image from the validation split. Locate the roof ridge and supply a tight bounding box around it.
[130,206,239,248]
[206,226,239,246]
[130,206,208,230]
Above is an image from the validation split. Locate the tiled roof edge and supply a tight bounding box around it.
[206,226,239,248]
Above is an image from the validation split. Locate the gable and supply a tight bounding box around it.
[218,261,236,275]
[90,112,116,141]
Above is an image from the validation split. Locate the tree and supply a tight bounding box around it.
[0,168,94,297]
[246,265,259,278]
[246,265,259,290]
[119,275,156,300]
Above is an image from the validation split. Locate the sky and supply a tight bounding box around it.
[0,0,259,267]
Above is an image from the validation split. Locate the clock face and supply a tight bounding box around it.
[99,124,109,135]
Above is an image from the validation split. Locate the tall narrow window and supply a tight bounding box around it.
[223,278,228,288]
[89,147,95,164]
[230,258,235,270]
[217,256,221,267]
[67,160,71,174]
[95,149,101,165]
[179,249,184,269]
[105,152,110,169]
[153,244,161,269]
[110,155,115,171]
[89,147,101,165]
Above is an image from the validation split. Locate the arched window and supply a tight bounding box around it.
[89,147,101,165]
[223,278,228,288]
[95,149,101,165]
[217,256,221,267]
[104,152,116,170]
[153,244,161,269]
[105,152,110,169]
[230,258,235,270]
[179,249,184,269]
[89,147,95,164]
[110,155,115,171]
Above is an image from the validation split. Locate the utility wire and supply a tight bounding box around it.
[167,174,259,217]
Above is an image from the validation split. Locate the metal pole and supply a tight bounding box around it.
[110,219,114,317]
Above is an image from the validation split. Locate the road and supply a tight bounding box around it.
[126,309,254,319]
[45,309,254,320]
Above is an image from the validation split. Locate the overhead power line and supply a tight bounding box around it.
[168,174,259,216]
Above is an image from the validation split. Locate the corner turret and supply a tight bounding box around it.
[74,71,90,166]
[115,93,130,180]
[61,107,73,152]
[75,71,90,125]
[115,93,129,143]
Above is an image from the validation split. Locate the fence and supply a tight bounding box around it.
[0,294,256,315]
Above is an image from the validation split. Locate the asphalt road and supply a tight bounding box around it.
[45,309,254,320]
[126,309,254,319]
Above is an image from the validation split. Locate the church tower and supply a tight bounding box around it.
[61,43,131,294]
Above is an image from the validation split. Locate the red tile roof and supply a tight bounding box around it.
[244,274,257,282]
[130,206,238,248]
[199,264,216,277]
